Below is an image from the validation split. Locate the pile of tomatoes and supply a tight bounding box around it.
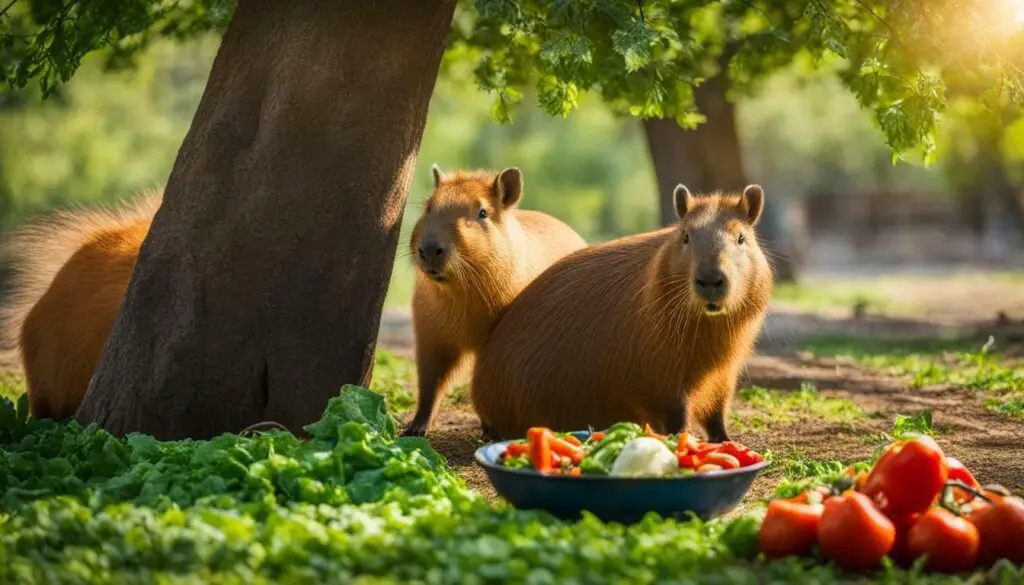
[758,435,1024,573]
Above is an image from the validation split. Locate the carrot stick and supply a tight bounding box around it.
[527,427,554,472]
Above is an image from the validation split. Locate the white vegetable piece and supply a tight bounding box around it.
[610,437,678,477]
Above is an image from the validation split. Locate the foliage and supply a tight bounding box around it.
[0,0,232,95]
[985,393,1024,422]
[890,410,934,439]
[732,383,865,432]
[0,37,218,230]
[0,386,459,512]
[811,337,1024,396]
[455,0,1024,161]
[3,387,1019,583]
[369,348,416,418]
[4,1,1024,161]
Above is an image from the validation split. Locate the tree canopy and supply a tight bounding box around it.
[2,0,1023,161]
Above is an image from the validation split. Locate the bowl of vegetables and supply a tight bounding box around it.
[475,422,770,524]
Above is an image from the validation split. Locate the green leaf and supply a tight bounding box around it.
[891,410,933,439]
[303,385,396,441]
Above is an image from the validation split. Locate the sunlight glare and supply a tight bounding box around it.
[1014,0,1024,28]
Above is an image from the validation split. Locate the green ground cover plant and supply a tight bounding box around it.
[731,383,865,432]
[1,387,1020,584]
[803,337,1024,422]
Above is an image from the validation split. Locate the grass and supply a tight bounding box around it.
[370,348,416,417]
[801,336,1023,390]
[985,393,1024,421]
[771,281,901,314]
[0,371,25,404]
[731,382,865,432]
[803,335,1024,422]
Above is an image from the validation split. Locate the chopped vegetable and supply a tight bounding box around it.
[610,437,677,477]
[498,425,765,477]
[526,427,554,473]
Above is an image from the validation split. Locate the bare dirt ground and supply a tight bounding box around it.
[378,274,1024,501]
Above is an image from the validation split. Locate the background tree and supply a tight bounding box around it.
[2,0,1022,439]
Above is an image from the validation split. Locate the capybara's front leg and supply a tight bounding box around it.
[698,374,735,443]
[661,398,687,435]
[402,343,462,437]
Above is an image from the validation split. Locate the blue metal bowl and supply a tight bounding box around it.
[474,431,770,524]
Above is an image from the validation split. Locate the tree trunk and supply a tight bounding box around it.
[76,0,456,439]
[642,74,799,282]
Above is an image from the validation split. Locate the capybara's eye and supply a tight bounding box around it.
[682,232,690,245]
[738,233,746,245]
[478,208,489,220]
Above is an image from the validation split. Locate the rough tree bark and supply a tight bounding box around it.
[75,0,457,439]
[642,73,799,282]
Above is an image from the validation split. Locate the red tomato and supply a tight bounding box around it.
[906,508,979,573]
[719,442,762,466]
[503,443,529,459]
[818,491,895,571]
[703,452,741,470]
[862,436,948,518]
[759,498,824,558]
[678,454,702,469]
[970,495,1024,566]
[946,457,980,503]
[887,513,920,567]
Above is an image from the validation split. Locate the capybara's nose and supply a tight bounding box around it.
[694,269,727,301]
[417,239,449,271]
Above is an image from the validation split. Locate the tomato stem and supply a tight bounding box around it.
[944,480,995,505]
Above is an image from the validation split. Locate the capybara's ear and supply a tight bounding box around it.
[740,184,765,225]
[673,184,693,220]
[431,164,445,188]
[495,168,523,209]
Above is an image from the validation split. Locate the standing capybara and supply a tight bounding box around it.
[471,184,774,441]
[0,190,163,420]
[402,165,587,436]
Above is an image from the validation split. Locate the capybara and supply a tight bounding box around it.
[402,165,587,436]
[471,184,773,441]
[0,190,163,419]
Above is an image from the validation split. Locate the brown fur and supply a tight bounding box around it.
[471,185,774,440]
[0,190,163,419]
[402,166,587,436]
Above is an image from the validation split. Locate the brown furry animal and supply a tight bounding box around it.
[471,184,773,441]
[0,190,163,419]
[402,165,587,436]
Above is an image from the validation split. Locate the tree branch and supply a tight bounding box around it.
[0,0,19,20]
[848,0,919,70]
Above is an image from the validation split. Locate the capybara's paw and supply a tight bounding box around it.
[401,420,429,437]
